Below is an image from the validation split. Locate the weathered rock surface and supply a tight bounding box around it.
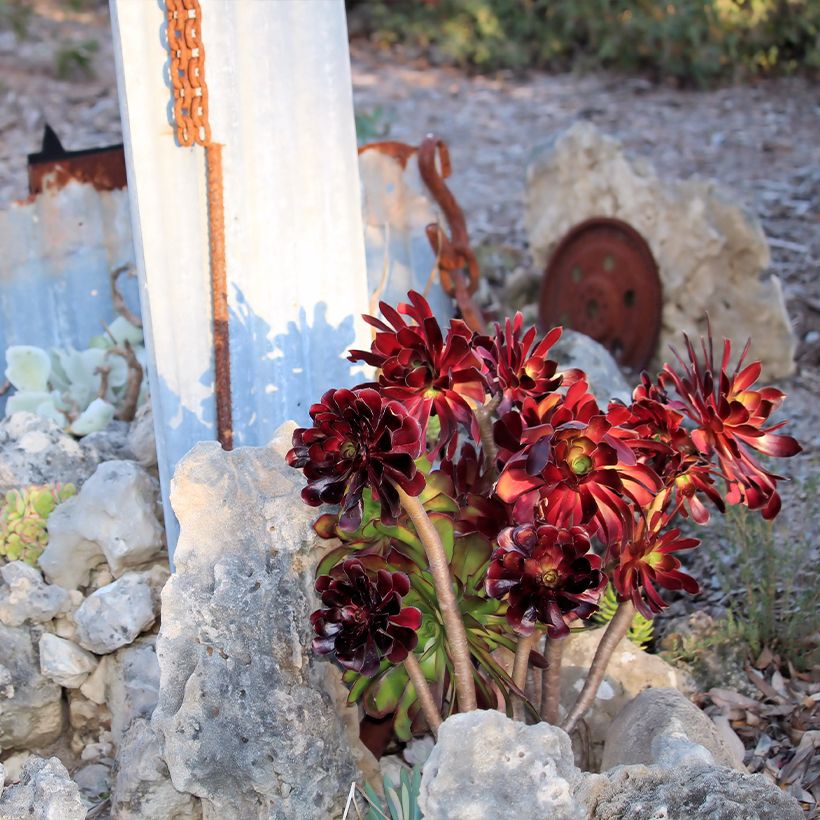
[525,122,796,378]
[152,424,358,818]
[39,632,98,689]
[127,402,157,468]
[111,719,201,820]
[581,764,803,819]
[73,762,112,805]
[602,687,743,771]
[552,329,631,405]
[106,637,161,745]
[74,568,164,654]
[0,561,70,626]
[0,756,86,820]
[0,412,100,494]
[80,420,134,464]
[419,710,585,820]
[0,623,64,751]
[39,460,165,589]
[560,628,688,770]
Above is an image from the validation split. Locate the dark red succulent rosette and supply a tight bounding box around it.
[311,558,422,676]
[495,388,663,542]
[348,291,486,453]
[474,314,563,412]
[612,511,700,618]
[661,334,801,519]
[286,387,425,531]
[485,524,606,638]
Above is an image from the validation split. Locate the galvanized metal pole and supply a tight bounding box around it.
[110,0,371,556]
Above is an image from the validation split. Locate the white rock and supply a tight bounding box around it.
[526,122,796,378]
[39,460,165,589]
[0,561,70,626]
[0,662,13,698]
[0,412,101,494]
[2,752,31,786]
[79,657,108,705]
[0,756,86,820]
[74,569,163,654]
[73,762,111,805]
[404,735,435,767]
[127,402,157,468]
[105,637,160,744]
[551,330,631,405]
[0,762,4,796]
[111,719,202,819]
[0,624,64,751]
[419,711,585,820]
[39,632,98,689]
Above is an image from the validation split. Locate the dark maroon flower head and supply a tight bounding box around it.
[286,387,425,530]
[474,315,563,411]
[495,383,663,542]
[661,333,801,519]
[311,559,422,676]
[485,524,606,638]
[612,512,700,618]
[348,291,486,452]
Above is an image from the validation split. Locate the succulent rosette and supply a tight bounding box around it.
[348,291,486,452]
[474,315,564,411]
[311,559,422,676]
[612,512,700,617]
[286,387,425,530]
[661,334,801,518]
[485,524,606,638]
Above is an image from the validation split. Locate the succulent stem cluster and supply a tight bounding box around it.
[287,291,800,739]
[0,484,75,565]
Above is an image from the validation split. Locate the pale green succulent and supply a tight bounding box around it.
[0,484,76,565]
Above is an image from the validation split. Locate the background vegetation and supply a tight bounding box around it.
[347,0,820,86]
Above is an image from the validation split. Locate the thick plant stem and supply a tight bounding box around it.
[404,653,442,736]
[540,637,565,725]
[561,601,635,734]
[397,487,477,712]
[512,632,537,722]
[475,394,501,479]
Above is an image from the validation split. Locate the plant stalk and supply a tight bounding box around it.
[404,652,442,736]
[396,487,477,712]
[511,632,537,722]
[540,636,565,725]
[475,393,501,479]
[561,601,635,734]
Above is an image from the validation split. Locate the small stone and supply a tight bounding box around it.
[105,637,160,744]
[127,402,157,468]
[419,710,585,820]
[73,762,112,804]
[39,460,165,590]
[2,752,32,786]
[74,570,161,654]
[0,561,70,626]
[551,329,631,405]
[404,735,435,767]
[0,624,64,751]
[110,719,201,819]
[0,756,85,820]
[39,632,98,689]
[602,687,743,771]
[79,657,108,705]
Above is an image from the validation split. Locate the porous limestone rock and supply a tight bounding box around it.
[552,330,631,405]
[111,719,201,819]
[559,628,688,770]
[419,710,585,820]
[0,756,85,820]
[602,687,743,771]
[39,460,165,590]
[0,412,100,494]
[39,632,98,689]
[106,637,160,745]
[152,424,358,819]
[525,122,796,378]
[0,623,64,751]
[0,561,70,626]
[580,764,803,819]
[74,568,164,654]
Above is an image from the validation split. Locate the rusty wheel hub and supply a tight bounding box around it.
[539,217,662,372]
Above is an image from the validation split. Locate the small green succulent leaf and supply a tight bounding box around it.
[69,398,115,436]
[5,346,51,392]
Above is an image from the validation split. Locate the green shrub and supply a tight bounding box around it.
[347,0,820,85]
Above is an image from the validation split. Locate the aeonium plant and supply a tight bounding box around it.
[287,292,801,740]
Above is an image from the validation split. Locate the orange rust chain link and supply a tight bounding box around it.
[165,0,232,450]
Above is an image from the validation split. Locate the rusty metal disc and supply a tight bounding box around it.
[539,217,662,372]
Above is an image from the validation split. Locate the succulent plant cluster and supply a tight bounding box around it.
[0,484,76,565]
[287,292,800,738]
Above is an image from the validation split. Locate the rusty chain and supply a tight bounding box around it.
[165,0,232,450]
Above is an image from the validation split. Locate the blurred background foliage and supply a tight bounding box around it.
[347,0,820,86]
